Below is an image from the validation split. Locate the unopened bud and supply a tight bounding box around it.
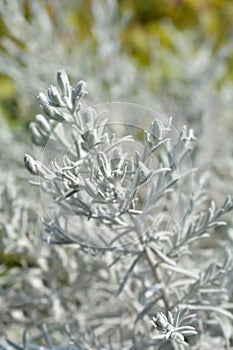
[151,312,168,331]
[24,154,40,175]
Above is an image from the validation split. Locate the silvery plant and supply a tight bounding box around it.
[0,0,138,119]
[1,69,231,349]
[1,0,233,202]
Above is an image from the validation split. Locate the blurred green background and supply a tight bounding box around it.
[1,0,233,127]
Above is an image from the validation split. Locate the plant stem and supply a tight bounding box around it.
[143,245,170,311]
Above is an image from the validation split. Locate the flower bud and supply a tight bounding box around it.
[57,70,70,98]
[24,154,40,175]
[47,85,65,107]
[151,312,168,331]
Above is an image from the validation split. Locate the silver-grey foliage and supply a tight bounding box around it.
[14,70,233,349]
[1,1,233,348]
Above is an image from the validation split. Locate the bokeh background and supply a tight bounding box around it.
[1,0,233,124]
[1,0,233,346]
